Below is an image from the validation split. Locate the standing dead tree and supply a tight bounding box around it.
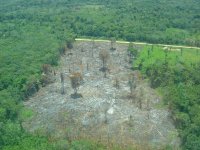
[146,98,150,119]
[66,38,74,49]
[66,38,74,61]
[91,39,95,57]
[87,62,89,71]
[41,64,54,86]
[138,87,144,109]
[128,73,136,99]
[99,49,110,78]
[42,64,52,75]
[59,45,69,56]
[69,72,83,98]
[60,72,65,94]
[110,38,116,51]
[128,115,134,127]
[127,42,138,64]
[114,77,120,89]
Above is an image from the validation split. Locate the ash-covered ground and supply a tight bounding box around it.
[23,41,180,149]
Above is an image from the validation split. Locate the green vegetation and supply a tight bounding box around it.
[1,0,200,45]
[0,22,64,149]
[134,46,200,149]
[0,0,199,149]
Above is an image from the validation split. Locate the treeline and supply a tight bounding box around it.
[134,46,200,149]
[0,3,74,147]
[1,0,200,46]
[0,26,59,149]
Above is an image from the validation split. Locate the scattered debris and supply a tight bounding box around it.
[23,41,180,149]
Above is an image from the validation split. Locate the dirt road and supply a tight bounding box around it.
[76,38,200,50]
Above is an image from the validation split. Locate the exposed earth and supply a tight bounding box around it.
[23,41,180,149]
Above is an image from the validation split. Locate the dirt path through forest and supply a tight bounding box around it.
[76,38,200,50]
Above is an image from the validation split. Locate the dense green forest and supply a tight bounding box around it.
[1,0,200,45]
[0,0,200,149]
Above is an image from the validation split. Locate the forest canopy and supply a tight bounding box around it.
[0,0,200,45]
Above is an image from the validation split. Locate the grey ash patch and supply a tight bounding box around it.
[23,41,180,149]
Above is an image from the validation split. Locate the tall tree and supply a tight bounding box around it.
[139,87,144,109]
[60,72,65,94]
[70,72,83,97]
[91,39,95,57]
[99,49,110,77]
[110,37,116,50]
[128,73,136,98]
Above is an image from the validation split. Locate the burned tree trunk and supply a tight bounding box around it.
[147,99,150,119]
[99,49,110,78]
[91,39,95,57]
[110,38,116,51]
[139,87,144,109]
[70,72,83,98]
[114,77,120,89]
[128,74,136,97]
[87,62,89,71]
[60,72,65,94]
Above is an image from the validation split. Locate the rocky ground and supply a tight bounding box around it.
[23,41,180,149]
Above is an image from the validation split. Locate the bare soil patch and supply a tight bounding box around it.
[23,41,180,149]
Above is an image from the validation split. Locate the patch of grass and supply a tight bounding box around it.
[134,45,200,75]
[19,108,35,121]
